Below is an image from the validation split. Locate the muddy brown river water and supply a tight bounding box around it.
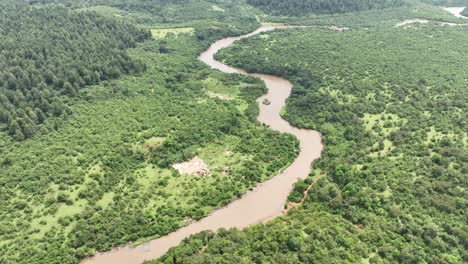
[82,25,324,264]
[82,7,467,260]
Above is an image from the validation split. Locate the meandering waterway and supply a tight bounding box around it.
[82,25,324,264]
[82,6,466,263]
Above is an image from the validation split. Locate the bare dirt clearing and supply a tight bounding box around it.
[172,157,210,176]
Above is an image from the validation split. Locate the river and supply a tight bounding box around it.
[397,6,468,27]
[444,7,468,19]
[82,25,324,264]
[82,6,466,264]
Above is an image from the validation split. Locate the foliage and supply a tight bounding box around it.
[0,1,150,140]
[151,208,367,264]
[419,0,468,6]
[0,1,298,264]
[247,0,405,15]
[160,11,468,264]
[30,0,259,26]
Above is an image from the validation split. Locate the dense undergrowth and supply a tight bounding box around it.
[151,9,468,264]
[0,2,150,140]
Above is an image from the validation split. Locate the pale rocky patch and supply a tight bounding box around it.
[207,91,233,100]
[172,157,210,176]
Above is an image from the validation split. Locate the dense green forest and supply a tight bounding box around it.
[152,13,468,264]
[247,0,405,15]
[419,0,468,6]
[30,0,259,26]
[0,0,301,263]
[0,2,150,140]
[2,0,467,263]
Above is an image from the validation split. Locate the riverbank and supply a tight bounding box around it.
[82,25,324,264]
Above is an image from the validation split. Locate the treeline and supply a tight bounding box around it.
[247,0,405,15]
[152,208,367,264]
[0,1,150,140]
[419,0,468,6]
[30,0,259,26]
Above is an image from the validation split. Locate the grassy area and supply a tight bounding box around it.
[75,5,123,17]
[202,77,240,97]
[150,27,194,39]
[363,113,403,137]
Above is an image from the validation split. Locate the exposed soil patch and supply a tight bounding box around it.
[207,91,233,100]
[199,245,209,254]
[355,224,365,230]
[172,157,210,176]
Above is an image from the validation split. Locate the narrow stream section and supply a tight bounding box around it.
[82,25,323,264]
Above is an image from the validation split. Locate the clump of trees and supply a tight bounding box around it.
[150,208,367,264]
[419,0,468,6]
[247,0,405,15]
[0,1,150,140]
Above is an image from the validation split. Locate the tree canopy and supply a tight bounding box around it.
[247,0,405,15]
[0,1,150,140]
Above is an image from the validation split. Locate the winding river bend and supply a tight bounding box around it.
[82,6,467,262]
[83,26,324,264]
